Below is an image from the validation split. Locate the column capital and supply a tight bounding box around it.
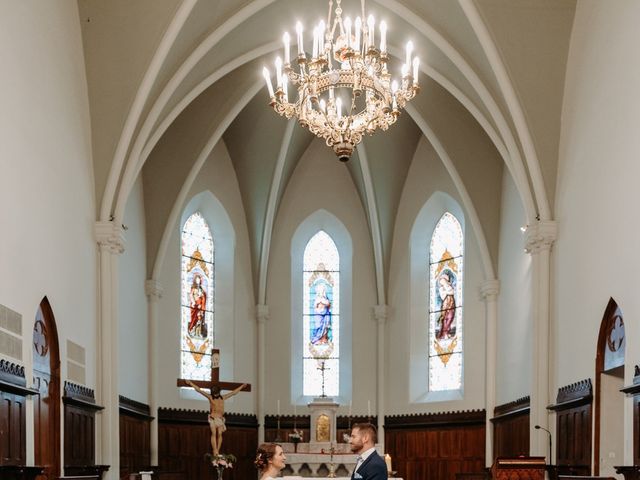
[373,304,389,325]
[524,220,557,254]
[95,221,126,254]
[480,279,500,301]
[145,279,163,299]
[256,304,269,324]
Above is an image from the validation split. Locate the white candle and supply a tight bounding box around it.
[405,41,413,69]
[344,17,352,49]
[367,15,375,48]
[277,399,281,416]
[367,400,371,416]
[283,32,290,65]
[385,454,392,472]
[294,404,297,416]
[379,21,387,53]
[312,26,318,59]
[354,17,361,52]
[275,57,282,88]
[336,97,342,120]
[262,67,274,98]
[413,57,420,84]
[296,22,304,55]
[349,400,352,417]
[318,20,326,55]
[319,98,326,112]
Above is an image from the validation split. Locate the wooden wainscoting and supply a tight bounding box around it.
[548,379,593,476]
[0,360,39,466]
[385,410,486,480]
[63,382,103,468]
[491,396,530,460]
[158,408,258,480]
[119,396,152,477]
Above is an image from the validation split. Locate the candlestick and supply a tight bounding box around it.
[367,399,371,417]
[379,21,387,53]
[296,22,304,56]
[348,399,352,418]
[385,454,392,472]
[277,399,280,416]
[283,32,290,65]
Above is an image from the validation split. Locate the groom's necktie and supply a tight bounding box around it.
[354,455,363,472]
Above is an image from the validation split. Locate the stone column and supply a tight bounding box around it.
[145,279,163,466]
[95,221,125,480]
[525,220,557,461]
[256,304,269,443]
[373,305,388,451]
[481,279,500,467]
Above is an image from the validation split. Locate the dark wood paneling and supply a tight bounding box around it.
[158,408,257,480]
[549,379,592,476]
[385,410,486,480]
[119,396,152,477]
[0,391,27,465]
[63,382,102,468]
[0,360,38,467]
[0,465,44,480]
[263,414,376,443]
[492,397,530,460]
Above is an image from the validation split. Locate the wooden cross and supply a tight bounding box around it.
[317,360,330,398]
[176,348,251,394]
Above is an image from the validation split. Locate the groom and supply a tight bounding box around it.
[349,423,388,480]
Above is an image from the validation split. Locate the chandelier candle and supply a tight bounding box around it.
[262,0,420,161]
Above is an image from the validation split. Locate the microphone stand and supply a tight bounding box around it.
[534,425,553,466]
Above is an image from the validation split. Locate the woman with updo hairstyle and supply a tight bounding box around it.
[254,443,286,479]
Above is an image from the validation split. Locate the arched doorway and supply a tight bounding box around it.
[33,297,61,480]
[594,297,625,477]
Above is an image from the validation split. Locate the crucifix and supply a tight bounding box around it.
[317,360,330,398]
[177,348,251,456]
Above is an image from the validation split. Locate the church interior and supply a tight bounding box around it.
[1,1,639,480]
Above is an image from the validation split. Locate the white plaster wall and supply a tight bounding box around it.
[496,170,532,404]
[155,141,255,413]
[0,1,95,383]
[0,1,94,463]
[118,177,149,402]
[555,0,640,389]
[388,137,486,413]
[266,139,377,416]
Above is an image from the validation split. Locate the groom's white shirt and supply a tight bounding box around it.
[354,446,377,472]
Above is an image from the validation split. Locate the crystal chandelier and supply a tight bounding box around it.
[262,0,420,162]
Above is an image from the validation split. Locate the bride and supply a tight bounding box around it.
[255,443,287,479]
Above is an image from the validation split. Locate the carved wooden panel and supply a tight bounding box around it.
[550,380,592,476]
[0,391,26,465]
[119,396,152,477]
[492,397,530,461]
[385,410,486,480]
[158,409,258,480]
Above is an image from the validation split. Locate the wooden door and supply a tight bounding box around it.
[33,298,61,480]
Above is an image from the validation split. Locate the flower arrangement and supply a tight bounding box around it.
[288,429,303,442]
[205,453,237,479]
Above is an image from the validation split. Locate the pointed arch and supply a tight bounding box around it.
[180,212,215,380]
[409,192,465,402]
[429,212,464,392]
[33,296,61,480]
[291,210,352,403]
[594,297,625,475]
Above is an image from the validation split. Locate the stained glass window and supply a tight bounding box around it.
[429,212,463,391]
[303,231,340,397]
[180,212,215,380]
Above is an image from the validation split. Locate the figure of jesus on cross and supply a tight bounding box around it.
[177,349,251,456]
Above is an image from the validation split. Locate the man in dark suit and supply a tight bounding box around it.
[349,423,388,480]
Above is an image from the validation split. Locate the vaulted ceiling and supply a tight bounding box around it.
[78,0,577,302]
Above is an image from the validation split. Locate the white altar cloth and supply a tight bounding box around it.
[283,477,403,479]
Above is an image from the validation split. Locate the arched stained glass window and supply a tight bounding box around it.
[429,212,463,391]
[303,231,340,397]
[181,212,215,380]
